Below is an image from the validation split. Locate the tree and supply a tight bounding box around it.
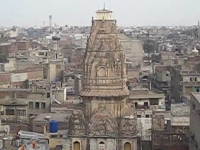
[0,47,7,62]
[143,39,156,54]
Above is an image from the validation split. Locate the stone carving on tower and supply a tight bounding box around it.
[68,110,86,136]
[68,7,137,150]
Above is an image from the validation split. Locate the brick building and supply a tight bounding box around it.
[0,72,11,84]
[0,89,30,99]
[17,40,29,50]
[0,42,17,57]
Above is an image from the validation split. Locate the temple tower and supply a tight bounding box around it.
[80,8,130,119]
[68,8,137,150]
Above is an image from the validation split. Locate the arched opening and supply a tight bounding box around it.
[124,142,131,150]
[97,67,106,77]
[99,141,105,150]
[73,141,80,150]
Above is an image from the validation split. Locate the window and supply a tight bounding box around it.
[192,103,195,110]
[195,87,200,92]
[47,93,50,98]
[137,115,141,118]
[35,102,40,109]
[144,102,148,106]
[150,99,159,105]
[17,110,26,116]
[38,52,44,55]
[190,78,192,82]
[51,135,58,138]
[135,102,138,108]
[145,114,150,118]
[6,109,15,115]
[41,102,46,109]
[29,102,34,109]
[195,77,197,81]
[166,74,169,76]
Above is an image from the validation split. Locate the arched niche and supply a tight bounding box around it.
[97,67,107,77]
[73,141,80,150]
[124,142,131,150]
[99,141,105,150]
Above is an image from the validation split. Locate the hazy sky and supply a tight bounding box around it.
[0,0,200,27]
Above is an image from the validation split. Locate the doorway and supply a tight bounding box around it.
[124,142,131,150]
[73,141,80,150]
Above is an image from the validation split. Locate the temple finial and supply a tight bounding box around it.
[103,2,105,10]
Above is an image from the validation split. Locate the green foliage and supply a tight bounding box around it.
[0,47,7,62]
[143,39,156,54]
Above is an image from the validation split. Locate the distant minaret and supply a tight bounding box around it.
[43,21,45,27]
[49,15,53,32]
[198,20,200,38]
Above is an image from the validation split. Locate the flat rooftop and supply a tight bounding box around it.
[191,92,200,103]
[33,113,72,122]
[171,103,190,116]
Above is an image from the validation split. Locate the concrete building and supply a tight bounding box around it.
[152,103,189,150]
[152,52,176,64]
[0,99,28,123]
[128,87,165,147]
[120,34,144,65]
[152,65,171,93]
[189,92,200,150]
[170,67,200,103]
[32,113,72,133]
[129,88,165,111]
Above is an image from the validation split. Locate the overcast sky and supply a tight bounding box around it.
[0,0,200,27]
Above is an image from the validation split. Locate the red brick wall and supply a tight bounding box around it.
[10,43,18,53]
[0,72,11,84]
[1,45,10,57]
[0,91,28,99]
[12,66,44,80]
[27,70,43,80]
[0,43,17,57]
[11,81,27,88]
[17,41,29,50]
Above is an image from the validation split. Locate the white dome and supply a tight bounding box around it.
[192,48,199,55]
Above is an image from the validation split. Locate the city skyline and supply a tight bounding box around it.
[0,0,200,27]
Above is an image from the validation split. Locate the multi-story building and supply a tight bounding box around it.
[189,92,200,150]
[152,52,176,63]
[17,39,30,51]
[152,103,189,150]
[0,42,17,57]
[120,34,144,65]
[152,65,171,93]
[170,66,200,103]
[32,112,72,133]
[128,87,165,148]
[129,88,165,110]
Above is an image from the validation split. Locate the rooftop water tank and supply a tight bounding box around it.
[49,120,58,133]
